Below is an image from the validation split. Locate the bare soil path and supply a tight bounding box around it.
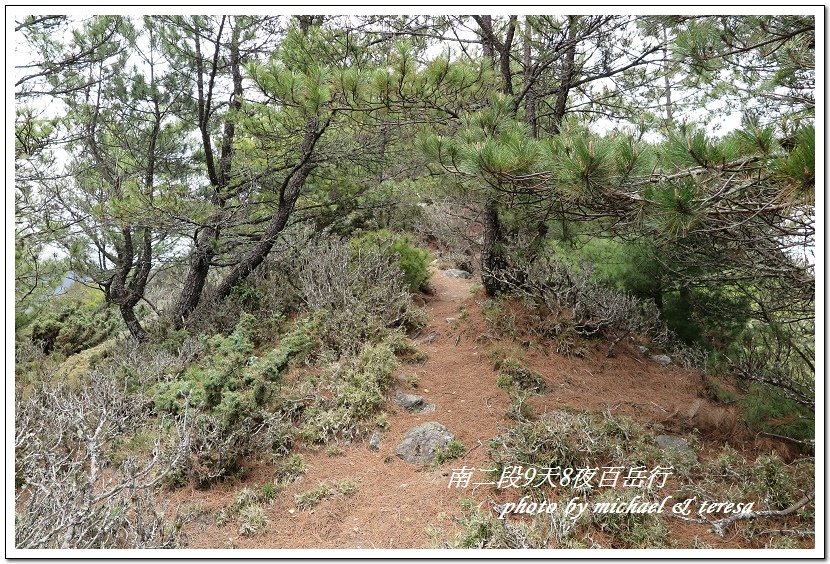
[174,268,783,549]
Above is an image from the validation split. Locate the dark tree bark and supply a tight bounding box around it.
[473,15,519,297]
[523,18,538,139]
[480,201,508,297]
[211,116,327,300]
[206,17,329,306]
[172,18,242,328]
[550,16,579,135]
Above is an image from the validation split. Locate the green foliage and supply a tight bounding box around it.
[644,180,702,239]
[591,489,670,548]
[563,238,662,300]
[740,383,814,441]
[350,229,431,291]
[151,313,317,485]
[433,440,466,466]
[496,358,545,393]
[238,504,267,537]
[154,312,315,418]
[28,283,122,356]
[298,341,397,443]
[294,483,334,510]
[451,499,534,549]
[294,480,357,510]
[274,454,306,487]
[774,125,815,204]
[385,330,428,364]
[487,411,694,489]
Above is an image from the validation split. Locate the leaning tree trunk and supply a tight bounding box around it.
[119,304,148,342]
[171,231,215,329]
[211,114,325,302]
[171,20,243,329]
[212,163,313,301]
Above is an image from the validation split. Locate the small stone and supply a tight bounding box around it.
[651,354,672,367]
[368,431,381,452]
[655,434,697,461]
[637,345,650,356]
[396,422,455,464]
[444,269,471,279]
[446,317,457,324]
[395,390,425,410]
[420,331,439,344]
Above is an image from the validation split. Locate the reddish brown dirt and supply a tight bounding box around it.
[171,268,801,549]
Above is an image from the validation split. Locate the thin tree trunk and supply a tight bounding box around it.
[551,16,579,135]
[662,23,674,126]
[212,113,327,301]
[171,19,242,328]
[523,17,538,139]
[172,233,214,328]
[212,165,312,301]
[120,304,148,342]
[480,200,506,297]
[473,15,518,298]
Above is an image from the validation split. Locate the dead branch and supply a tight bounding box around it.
[711,490,815,537]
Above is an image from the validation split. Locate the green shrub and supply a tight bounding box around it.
[275,454,306,486]
[496,358,545,393]
[741,383,814,441]
[297,241,424,355]
[152,314,317,486]
[295,483,334,510]
[351,229,430,291]
[386,331,428,364]
[751,452,794,510]
[591,489,670,548]
[299,341,397,443]
[238,504,267,536]
[433,440,466,465]
[451,499,535,549]
[29,285,122,356]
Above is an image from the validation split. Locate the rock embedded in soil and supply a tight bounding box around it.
[394,390,436,413]
[368,431,382,452]
[655,434,697,461]
[395,422,454,464]
[419,331,439,345]
[443,269,471,279]
[651,354,672,367]
[395,390,425,410]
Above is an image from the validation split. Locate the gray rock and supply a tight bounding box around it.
[446,317,457,324]
[368,431,381,452]
[395,422,454,464]
[637,345,650,356]
[655,434,697,460]
[444,269,471,279]
[394,390,436,413]
[419,331,439,345]
[395,390,425,410]
[651,354,672,367]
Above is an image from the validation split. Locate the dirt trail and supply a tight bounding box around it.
[178,268,508,548]
[175,268,774,549]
